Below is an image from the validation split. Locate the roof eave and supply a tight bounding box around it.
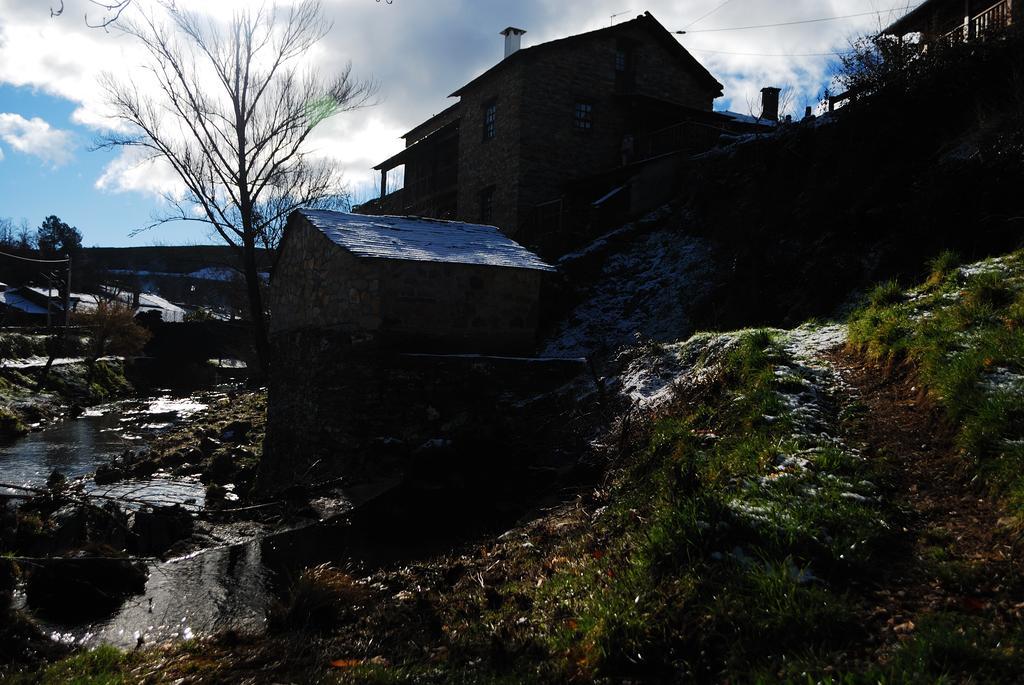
[880,0,936,35]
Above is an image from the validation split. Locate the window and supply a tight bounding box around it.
[615,48,628,73]
[574,102,593,129]
[482,101,497,140]
[615,41,635,93]
[479,186,495,224]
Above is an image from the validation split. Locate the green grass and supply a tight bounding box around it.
[440,329,892,681]
[848,251,1024,515]
[2,645,141,685]
[926,250,961,288]
[0,405,28,439]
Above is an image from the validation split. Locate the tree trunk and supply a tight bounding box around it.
[242,237,271,378]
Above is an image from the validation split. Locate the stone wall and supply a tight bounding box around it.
[456,60,526,234]
[270,220,382,335]
[270,217,546,353]
[259,330,592,493]
[514,24,719,213]
[375,258,543,353]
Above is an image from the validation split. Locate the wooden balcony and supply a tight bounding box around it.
[941,0,1014,44]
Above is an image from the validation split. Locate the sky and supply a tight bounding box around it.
[0,0,918,247]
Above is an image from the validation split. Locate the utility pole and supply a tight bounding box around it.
[64,254,72,328]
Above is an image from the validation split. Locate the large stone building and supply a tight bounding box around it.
[358,12,740,245]
[270,208,553,353]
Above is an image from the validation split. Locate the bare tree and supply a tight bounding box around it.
[52,0,392,29]
[50,0,131,29]
[99,1,376,374]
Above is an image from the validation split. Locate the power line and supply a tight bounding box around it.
[683,0,737,30]
[0,249,70,264]
[682,6,920,33]
[687,46,856,57]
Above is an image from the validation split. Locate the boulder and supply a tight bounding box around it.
[204,449,236,483]
[50,502,131,554]
[220,420,252,443]
[130,505,194,556]
[25,551,148,620]
[94,463,126,485]
[198,436,222,456]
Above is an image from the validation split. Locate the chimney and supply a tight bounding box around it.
[501,27,526,59]
[760,86,780,121]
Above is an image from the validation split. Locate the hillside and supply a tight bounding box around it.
[81,246,272,277]
[19,252,1021,684]
[5,30,1024,685]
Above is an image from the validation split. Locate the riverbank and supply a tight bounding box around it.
[0,383,284,669]
[0,330,132,440]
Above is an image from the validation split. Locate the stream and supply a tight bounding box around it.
[2,388,394,649]
[0,391,223,509]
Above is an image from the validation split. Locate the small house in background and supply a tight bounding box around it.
[0,285,185,326]
[271,209,554,354]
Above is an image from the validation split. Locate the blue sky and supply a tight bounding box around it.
[0,1,909,247]
[0,83,213,247]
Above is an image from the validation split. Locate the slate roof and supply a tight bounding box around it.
[450,12,724,98]
[297,209,555,272]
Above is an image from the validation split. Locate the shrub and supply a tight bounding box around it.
[72,301,152,369]
[926,250,961,287]
[270,563,368,632]
[963,271,1012,310]
[867,280,903,308]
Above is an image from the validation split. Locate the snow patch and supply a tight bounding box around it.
[542,228,716,357]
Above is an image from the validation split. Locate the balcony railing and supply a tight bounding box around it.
[973,0,1013,35]
[940,0,1014,44]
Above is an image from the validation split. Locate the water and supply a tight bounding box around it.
[23,488,398,649]
[0,391,226,508]
[1,389,392,648]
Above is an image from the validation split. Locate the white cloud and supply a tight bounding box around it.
[0,112,74,166]
[95,146,185,198]
[0,0,911,194]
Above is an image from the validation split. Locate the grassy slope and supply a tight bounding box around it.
[21,311,1024,684]
[849,250,1024,516]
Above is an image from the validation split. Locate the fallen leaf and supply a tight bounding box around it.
[961,597,987,612]
[893,621,916,634]
[330,659,361,669]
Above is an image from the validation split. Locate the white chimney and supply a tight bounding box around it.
[501,27,527,59]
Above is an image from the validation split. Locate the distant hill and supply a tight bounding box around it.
[82,245,273,275]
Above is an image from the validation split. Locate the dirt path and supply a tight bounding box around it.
[828,348,1024,659]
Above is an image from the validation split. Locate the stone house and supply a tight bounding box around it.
[270,208,554,354]
[260,209,586,492]
[357,12,739,243]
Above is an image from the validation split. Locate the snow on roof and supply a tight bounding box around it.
[0,290,49,315]
[134,292,185,322]
[718,110,779,126]
[297,209,555,272]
